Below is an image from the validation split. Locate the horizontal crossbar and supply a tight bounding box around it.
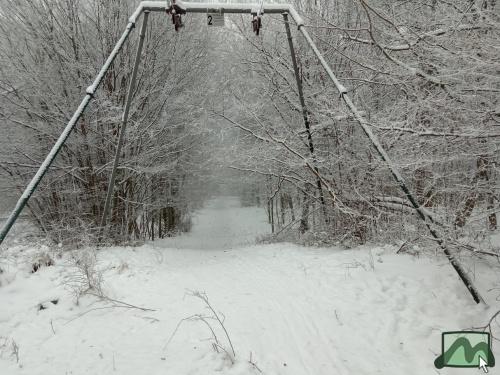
[129,2,304,26]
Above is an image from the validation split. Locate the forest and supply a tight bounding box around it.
[0,0,498,247]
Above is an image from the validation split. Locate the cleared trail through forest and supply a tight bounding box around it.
[156,196,270,250]
[0,197,497,375]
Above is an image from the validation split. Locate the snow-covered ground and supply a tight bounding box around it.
[0,196,499,375]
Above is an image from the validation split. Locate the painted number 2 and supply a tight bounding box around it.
[207,15,213,25]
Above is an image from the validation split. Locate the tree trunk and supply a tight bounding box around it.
[455,155,492,228]
[487,195,497,230]
[299,189,310,234]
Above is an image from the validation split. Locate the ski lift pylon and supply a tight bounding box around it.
[0,1,485,306]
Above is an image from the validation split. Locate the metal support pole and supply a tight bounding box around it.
[283,14,309,125]
[295,23,485,304]
[100,11,150,232]
[283,13,328,225]
[0,18,139,246]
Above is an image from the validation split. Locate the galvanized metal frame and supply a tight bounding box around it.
[0,1,484,304]
[283,12,328,225]
[100,11,150,230]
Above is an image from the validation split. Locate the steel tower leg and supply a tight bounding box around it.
[100,11,150,234]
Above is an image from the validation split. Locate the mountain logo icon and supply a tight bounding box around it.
[434,331,495,371]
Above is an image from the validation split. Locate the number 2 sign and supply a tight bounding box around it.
[207,12,225,27]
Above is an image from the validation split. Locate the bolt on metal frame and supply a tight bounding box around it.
[0,2,484,304]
